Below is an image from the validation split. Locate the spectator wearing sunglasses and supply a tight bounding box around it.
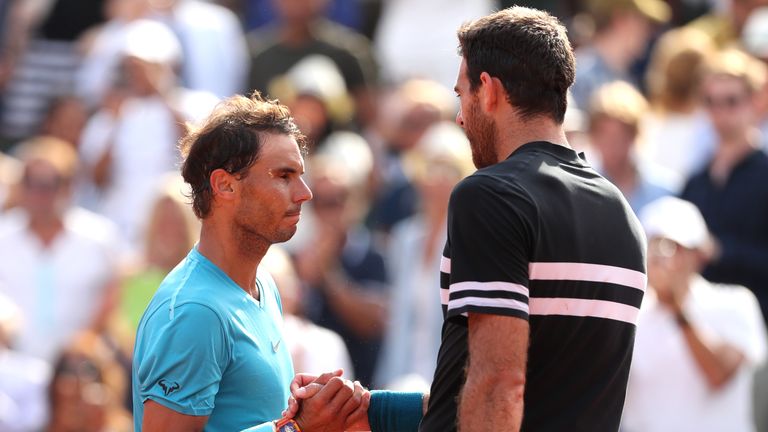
[682,48,768,432]
[682,49,768,321]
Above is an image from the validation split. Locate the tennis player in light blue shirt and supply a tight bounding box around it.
[132,94,366,432]
[132,247,292,431]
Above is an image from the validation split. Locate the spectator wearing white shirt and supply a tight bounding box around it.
[0,136,120,364]
[622,196,768,432]
[77,19,217,252]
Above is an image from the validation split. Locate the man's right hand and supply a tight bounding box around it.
[284,371,371,431]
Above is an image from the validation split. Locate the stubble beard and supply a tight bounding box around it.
[465,102,499,169]
[232,205,296,260]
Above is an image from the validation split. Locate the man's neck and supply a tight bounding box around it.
[710,128,757,184]
[280,21,314,46]
[197,221,267,298]
[27,215,64,248]
[494,115,569,162]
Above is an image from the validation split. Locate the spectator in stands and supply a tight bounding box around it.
[294,153,387,387]
[587,81,678,213]
[0,136,120,364]
[571,0,670,109]
[640,27,717,179]
[0,292,51,432]
[366,79,454,235]
[77,19,216,251]
[240,0,367,35]
[686,0,768,48]
[47,331,131,432]
[0,0,106,145]
[75,0,151,108]
[681,49,768,431]
[148,0,248,98]
[375,121,473,391]
[40,97,90,151]
[373,0,495,90]
[248,0,378,126]
[268,54,355,151]
[623,196,766,432]
[681,48,768,320]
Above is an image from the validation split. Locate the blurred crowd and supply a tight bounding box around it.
[1,0,768,430]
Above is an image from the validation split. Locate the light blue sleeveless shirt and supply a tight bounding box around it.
[132,247,293,431]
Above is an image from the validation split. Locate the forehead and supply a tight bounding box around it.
[455,58,469,87]
[703,74,748,94]
[256,133,304,169]
[25,159,60,178]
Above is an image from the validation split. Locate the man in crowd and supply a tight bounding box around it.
[623,196,766,431]
[681,48,768,321]
[132,93,368,431]
[0,136,120,364]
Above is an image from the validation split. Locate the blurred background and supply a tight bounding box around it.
[1,0,768,430]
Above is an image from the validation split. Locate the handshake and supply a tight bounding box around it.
[278,369,372,432]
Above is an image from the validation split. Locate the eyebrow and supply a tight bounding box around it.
[271,166,303,176]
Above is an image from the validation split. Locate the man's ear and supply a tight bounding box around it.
[210,169,237,202]
[478,72,501,113]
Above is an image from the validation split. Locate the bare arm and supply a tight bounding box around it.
[321,269,388,339]
[143,400,208,432]
[459,313,528,432]
[677,317,745,389]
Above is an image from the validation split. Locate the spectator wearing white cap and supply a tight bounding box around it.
[148,0,249,99]
[622,196,767,432]
[77,19,217,252]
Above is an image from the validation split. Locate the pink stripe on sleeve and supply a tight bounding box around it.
[529,298,640,324]
[528,262,646,291]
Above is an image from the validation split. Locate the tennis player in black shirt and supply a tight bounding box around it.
[286,6,646,431]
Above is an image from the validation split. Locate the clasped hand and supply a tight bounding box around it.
[281,369,372,432]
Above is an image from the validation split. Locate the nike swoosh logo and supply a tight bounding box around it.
[272,339,281,352]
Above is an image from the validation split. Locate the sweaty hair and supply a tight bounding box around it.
[457,6,575,123]
[179,92,306,219]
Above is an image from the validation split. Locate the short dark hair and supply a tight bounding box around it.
[179,92,306,219]
[457,7,575,123]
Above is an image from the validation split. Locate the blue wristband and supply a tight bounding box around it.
[368,390,423,432]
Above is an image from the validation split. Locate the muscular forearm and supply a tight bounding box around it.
[458,372,525,431]
[678,316,744,389]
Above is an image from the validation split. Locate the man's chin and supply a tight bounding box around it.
[272,227,298,244]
